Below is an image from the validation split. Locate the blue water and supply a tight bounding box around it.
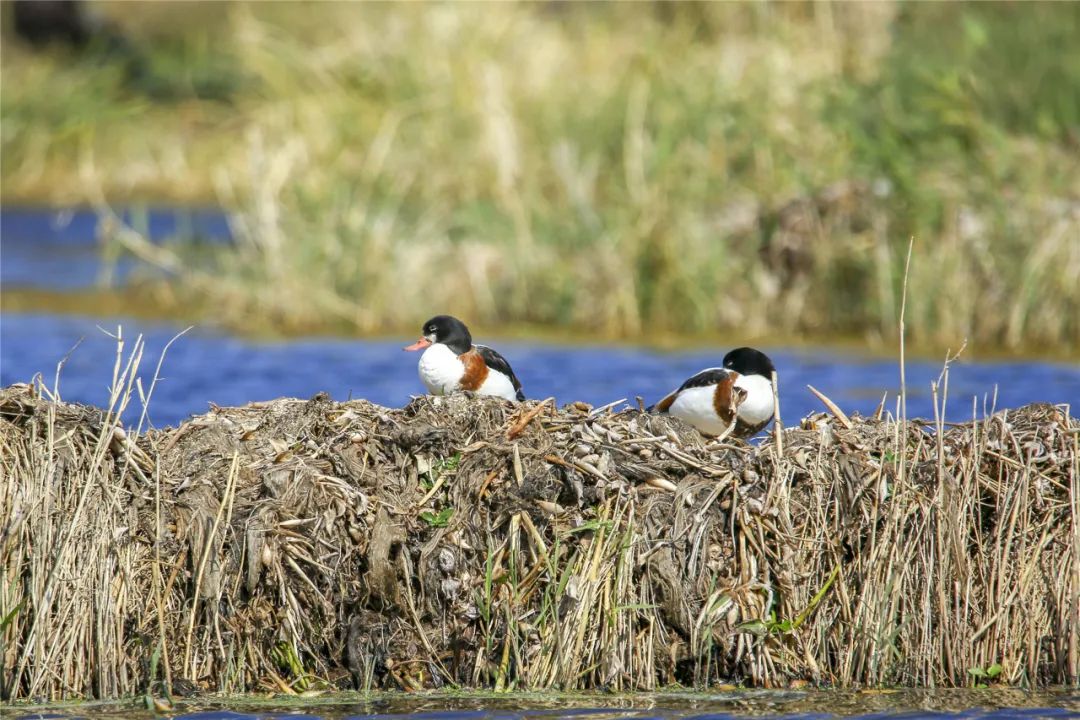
[8,690,1080,720]
[1,312,1077,429]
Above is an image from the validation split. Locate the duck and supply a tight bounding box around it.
[403,315,525,402]
[650,347,776,438]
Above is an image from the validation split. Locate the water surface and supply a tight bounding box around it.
[10,689,1080,720]
[1,313,1076,429]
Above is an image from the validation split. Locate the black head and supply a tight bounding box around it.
[411,315,472,354]
[722,347,775,378]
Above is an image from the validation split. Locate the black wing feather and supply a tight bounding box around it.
[474,344,525,401]
[673,367,731,393]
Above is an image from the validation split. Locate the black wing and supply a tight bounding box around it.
[475,344,525,401]
[673,367,731,393]
[649,368,731,413]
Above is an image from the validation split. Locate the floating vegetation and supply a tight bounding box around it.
[1,380,1076,701]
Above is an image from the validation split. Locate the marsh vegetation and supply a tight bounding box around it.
[1,349,1076,699]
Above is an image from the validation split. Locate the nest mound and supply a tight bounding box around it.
[1,384,1077,700]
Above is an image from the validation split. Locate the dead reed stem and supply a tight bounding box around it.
[898,236,914,487]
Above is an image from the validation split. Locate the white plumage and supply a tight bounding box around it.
[732,373,774,428]
[417,343,465,396]
[668,385,729,436]
[416,341,521,402]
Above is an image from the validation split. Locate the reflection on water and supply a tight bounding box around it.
[8,690,1080,720]
[0,207,231,290]
[1,313,1077,429]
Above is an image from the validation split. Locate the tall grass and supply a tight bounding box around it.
[2,2,1079,352]
[0,327,171,700]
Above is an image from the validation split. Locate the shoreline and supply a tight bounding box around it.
[3,287,1078,364]
[5,687,1080,714]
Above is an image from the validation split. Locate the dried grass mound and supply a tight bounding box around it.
[1,383,1077,701]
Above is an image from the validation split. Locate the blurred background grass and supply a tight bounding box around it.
[2,1,1079,354]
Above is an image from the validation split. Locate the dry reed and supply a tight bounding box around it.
[1,373,1077,701]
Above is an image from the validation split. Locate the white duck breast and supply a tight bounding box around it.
[734,373,774,427]
[669,385,731,436]
[418,343,465,395]
[478,369,519,402]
